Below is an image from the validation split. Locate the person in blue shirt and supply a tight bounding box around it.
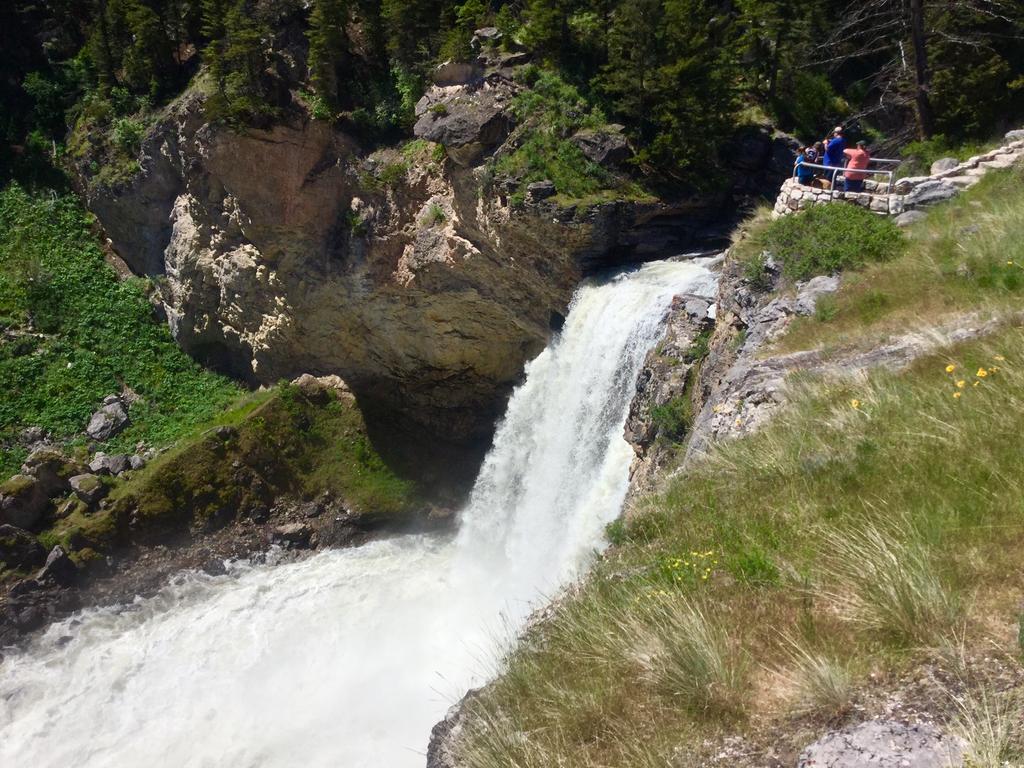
[823,127,846,183]
[795,147,815,185]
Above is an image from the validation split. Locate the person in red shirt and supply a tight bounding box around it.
[842,140,871,192]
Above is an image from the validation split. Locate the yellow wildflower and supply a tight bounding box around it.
[977,368,988,378]
[945,364,956,373]
[956,380,965,389]
[973,381,980,387]
[850,399,860,409]
[953,392,962,399]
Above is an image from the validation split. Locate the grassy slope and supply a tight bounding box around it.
[0,184,241,478]
[458,168,1024,766]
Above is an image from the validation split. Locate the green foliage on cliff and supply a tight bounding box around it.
[0,184,241,479]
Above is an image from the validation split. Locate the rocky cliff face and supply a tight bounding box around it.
[77,68,793,479]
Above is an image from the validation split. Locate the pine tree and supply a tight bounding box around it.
[307,0,352,111]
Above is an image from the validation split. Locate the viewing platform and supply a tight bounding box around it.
[773,131,1024,222]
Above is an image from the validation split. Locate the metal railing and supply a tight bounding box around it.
[791,159,902,195]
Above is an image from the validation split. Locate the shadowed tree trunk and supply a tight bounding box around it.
[909,0,934,138]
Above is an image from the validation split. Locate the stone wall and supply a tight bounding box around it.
[772,177,903,217]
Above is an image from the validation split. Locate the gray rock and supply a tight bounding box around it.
[86,399,129,440]
[794,275,841,316]
[894,210,929,227]
[1005,129,1024,142]
[683,298,711,320]
[414,87,513,166]
[526,180,556,202]
[102,394,122,406]
[89,452,130,476]
[930,157,959,175]
[35,545,78,587]
[570,128,631,166]
[21,447,84,498]
[471,26,501,49]
[272,523,313,548]
[797,720,965,768]
[431,60,483,87]
[0,474,48,530]
[0,524,48,570]
[69,474,108,505]
[904,179,958,208]
[129,454,147,470]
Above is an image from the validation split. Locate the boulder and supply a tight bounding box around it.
[526,180,556,202]
[86,398,129,440]
[904,179,958,209]
[292,373,354,404]
[726,125,772,172]
[272,522,313,548]
[1005,129,1024,142]
[0,524,47,570]
[797,720,965,767]
[21,447,85,498]
[69,474,108,505]
[129,454,147,470]
[89,452,131,476]
[929,157,959,175]
[570,128,631,166]
[35,545,78,587]
[431,60,483,87]
[794,275,841,316]
[894,210,928,228]
[413,87,513,166]
[471,27,502,49]
[0,474,48,530]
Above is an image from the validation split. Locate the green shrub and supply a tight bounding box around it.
[762,204,903,280]
[650,397,691,441]
[113,118,144,155]
[421,202,446,226]
[378,161,407,187]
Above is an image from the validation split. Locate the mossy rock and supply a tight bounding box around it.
[43,385,420,554]
[0,474,48,530]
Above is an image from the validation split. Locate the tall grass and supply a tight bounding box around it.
[627,597,748,713]
[774,635,853,716]
[950,688,1023,767]
[821,520,961,646]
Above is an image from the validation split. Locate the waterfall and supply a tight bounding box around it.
[0,259,716,767]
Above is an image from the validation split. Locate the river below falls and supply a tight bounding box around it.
[0,258,718,767]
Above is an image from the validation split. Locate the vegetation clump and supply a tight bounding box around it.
[761,204,904,281]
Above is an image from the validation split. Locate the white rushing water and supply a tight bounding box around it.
[0,258,716,768]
